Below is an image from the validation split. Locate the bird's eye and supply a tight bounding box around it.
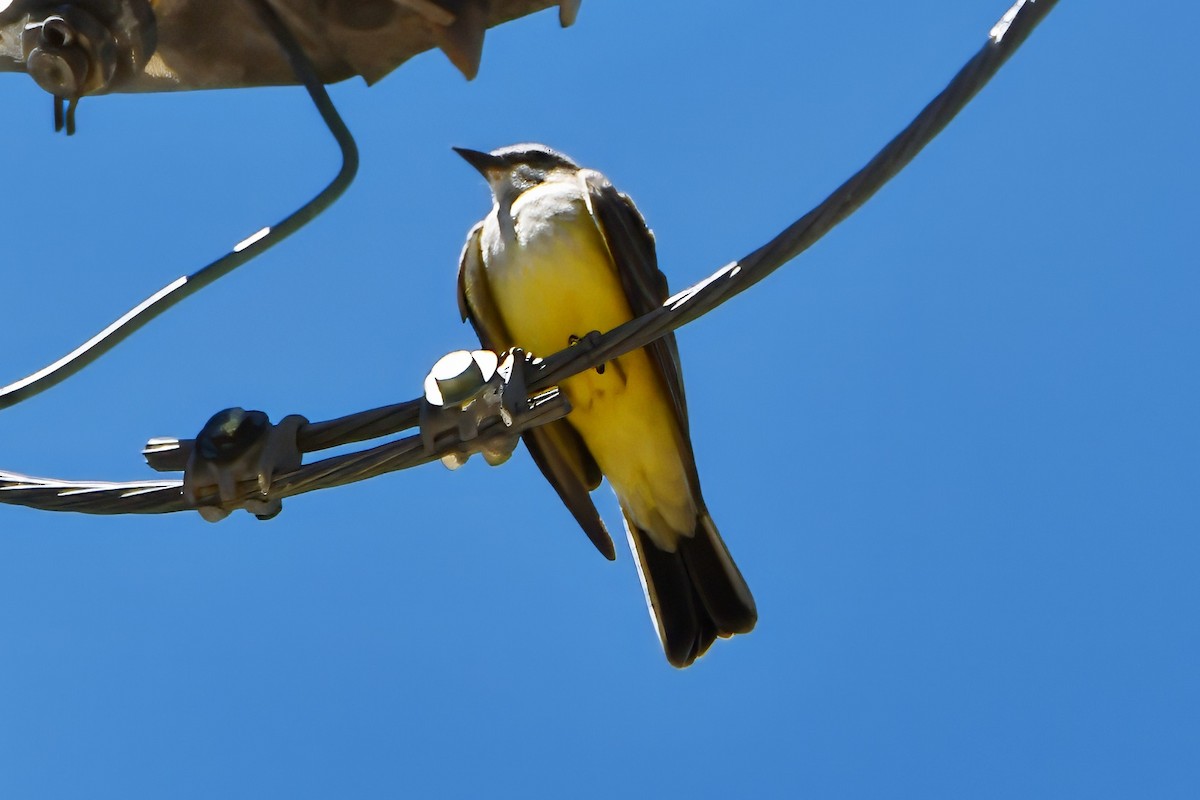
[515,164,542,186]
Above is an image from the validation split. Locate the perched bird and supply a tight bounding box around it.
[455,143,756,667]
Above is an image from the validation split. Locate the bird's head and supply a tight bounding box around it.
[454,143,579,204]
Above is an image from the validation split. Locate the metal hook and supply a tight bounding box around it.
[0,0,360,410]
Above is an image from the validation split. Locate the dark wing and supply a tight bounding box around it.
[457,223,616,560]
[581,171,705,502]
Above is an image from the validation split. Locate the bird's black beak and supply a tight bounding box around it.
[453,146,505,178]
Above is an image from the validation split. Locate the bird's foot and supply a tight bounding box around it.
[568,331,607,374]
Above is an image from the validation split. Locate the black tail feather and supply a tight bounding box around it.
[627,513,756,668]
[679,515,758,636]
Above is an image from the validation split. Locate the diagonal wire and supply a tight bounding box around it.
[534,0,1058,390]
[0,0,1059,515]
[0,0,359,411]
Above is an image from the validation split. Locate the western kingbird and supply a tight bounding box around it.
[455,143,756,667]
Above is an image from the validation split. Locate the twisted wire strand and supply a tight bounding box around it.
[534,0,1057,390]
[0,0,1058,517]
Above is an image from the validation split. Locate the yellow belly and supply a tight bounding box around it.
[483,186,696,544]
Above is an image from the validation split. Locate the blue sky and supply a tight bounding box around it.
[2,1,1198,797]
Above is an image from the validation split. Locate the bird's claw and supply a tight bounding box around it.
[569,330,607,374]
[182,407,306,522]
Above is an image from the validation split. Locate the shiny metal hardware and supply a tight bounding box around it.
[6,0,156,133]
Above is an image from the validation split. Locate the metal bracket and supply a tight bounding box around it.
[420,348,563,470]
[173,407,307,522]
[7,0,157,133]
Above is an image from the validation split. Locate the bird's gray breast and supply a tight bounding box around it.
[480,179,607,285]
